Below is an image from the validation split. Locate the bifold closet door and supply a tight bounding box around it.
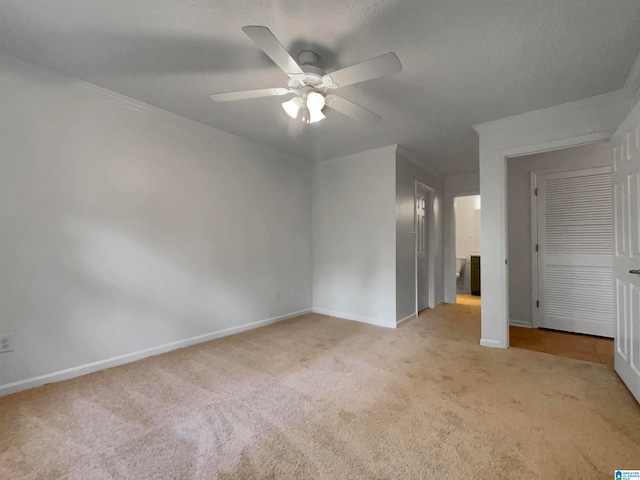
[537,166,614,337]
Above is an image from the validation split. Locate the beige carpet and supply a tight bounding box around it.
[1,303,639,479]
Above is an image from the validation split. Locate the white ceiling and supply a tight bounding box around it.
[1,0,639,176]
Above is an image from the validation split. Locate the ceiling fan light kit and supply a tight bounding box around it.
[282,90,325,124]
[308,108,325,124]
[209,25,402,136]
[282,96,303,119]
[306,91,325,112]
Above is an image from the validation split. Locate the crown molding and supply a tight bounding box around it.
[613,88,640,139]
[0,51,311,168]
[396,146,443,180]
[475,50,640,136]
[77,78,311,168]
[473,89,622,135]
[314,144,398,164]
[623,49,640,98]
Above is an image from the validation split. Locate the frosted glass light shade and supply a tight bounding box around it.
[309,109,326,123]
[307,92,326,112]
[282,95,325,124]
[282,97,303,118]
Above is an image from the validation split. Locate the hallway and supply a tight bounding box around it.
[456,295,614,366]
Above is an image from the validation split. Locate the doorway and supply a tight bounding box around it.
[506,142,615,363]
[454,195,481,305]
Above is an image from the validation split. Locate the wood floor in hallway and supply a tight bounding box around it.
[509,326,614,366]
[455,294,481,306]
[455,295,614,366]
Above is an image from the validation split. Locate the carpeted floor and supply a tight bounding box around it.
[1,302,639,479]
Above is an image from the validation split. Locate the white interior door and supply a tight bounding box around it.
[536,167,614,337]
[612,102,640,404]
[416,188,429,311]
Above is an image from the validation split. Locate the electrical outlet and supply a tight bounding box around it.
[0,335,13,353]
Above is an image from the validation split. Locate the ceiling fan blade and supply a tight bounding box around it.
[242,26,304,77]
[287,118,305,137]
[326,52,402,88]
[209,87,289,102]
[326,96,382,125]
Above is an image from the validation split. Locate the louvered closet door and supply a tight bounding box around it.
[537,166,614,337]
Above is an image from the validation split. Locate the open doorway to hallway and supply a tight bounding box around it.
[509,327,613,366]
[454,195,481,306]
[506,142,614,365]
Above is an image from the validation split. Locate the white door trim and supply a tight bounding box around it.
[531,170,540,328]
[448,190,480,304]
[488,131,614,348]
[415,181,435,314]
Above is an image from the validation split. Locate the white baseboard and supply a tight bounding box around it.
[480,338,506,349]
[0,308,312,397]
[509,319,533,328]
[312,308,396,329]
[397,313,416,326]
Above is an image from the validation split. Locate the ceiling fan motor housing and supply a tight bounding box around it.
[288,67,328,91]
[283,49,335,92]
[298,50,319,66]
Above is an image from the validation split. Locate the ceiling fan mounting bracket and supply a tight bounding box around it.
[298,50,320,66]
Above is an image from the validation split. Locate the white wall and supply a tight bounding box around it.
[507,142,611,326]
[0,53,313,394]
[312,146,397,327]
[455,195,481,294]
[444,173,480,303]
[395,149,444,322]
[475,89,636,348]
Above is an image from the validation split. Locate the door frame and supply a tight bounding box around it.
[415,181,435,314]
[447,190,481,304]
[530,165,612,331]
[496,132,613,348]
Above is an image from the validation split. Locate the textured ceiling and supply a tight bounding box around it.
[1,0,640,175]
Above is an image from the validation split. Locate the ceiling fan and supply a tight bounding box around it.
[210,26,402,136]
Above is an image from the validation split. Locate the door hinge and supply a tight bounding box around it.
[535,243,539,252]
[536,300,539,308]
[534,187,538,196]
